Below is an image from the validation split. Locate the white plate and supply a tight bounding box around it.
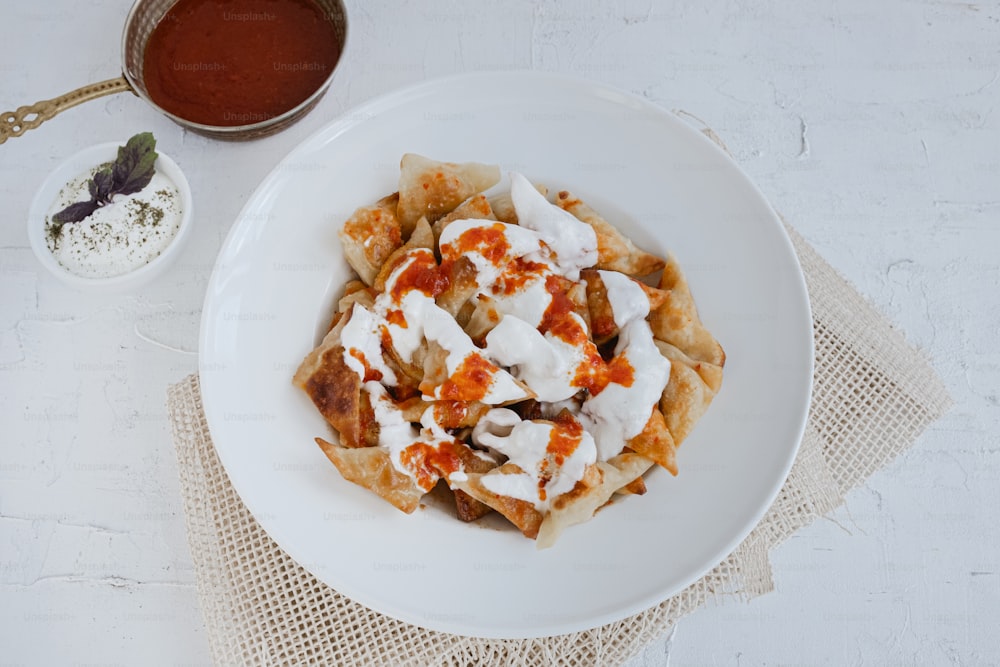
[199,72,813,638]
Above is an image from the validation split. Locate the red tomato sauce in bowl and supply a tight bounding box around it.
[142,0,344,127]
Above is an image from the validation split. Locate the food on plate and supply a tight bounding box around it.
[294,154,725,547]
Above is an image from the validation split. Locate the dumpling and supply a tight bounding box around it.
[397,154,500,236]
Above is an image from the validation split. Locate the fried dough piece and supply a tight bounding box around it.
[582,269,669,345]
[419,339,533,405]
[372,217,436,292]
[536,452,655,548]
[625,406,678,475]
[436,255,479,317]
[582,269,617,345]
[432,193,497,246]
[538,274,591,334]
[380,330,426,393]
[513,399,545,422]
[488,183,548,225]
[639,282,670,312]
[646,254,724,446]
[335,280,376,318]
[454,300,477,329]
[397,154,501,236]
[327,280,372,332]
[397,397,491,429]
[418,340,450,397]
[463,295,503,343]
[355,390,380,449]
[649,254,726,369]
[449,463,545,539]
[315,437,425,513]
[293,315,365,448]
[454,488,493,522]
[338,194,404,286]
[452,446,499,522]
[566,279,592,333]
[555,191,665,277]
[452,452,655,547]
[616,476,647,496]
[378,344,424,402]
[654,339,723,446]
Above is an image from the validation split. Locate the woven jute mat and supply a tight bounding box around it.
[167,198,951,665]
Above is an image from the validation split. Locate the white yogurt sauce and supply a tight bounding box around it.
[473,407,597,510]
[509,172,598,280]
[340,304,399,385]
[484,314,589,403]
[580,272,671,460]
[366,381,461,491]
[44,166,182,279]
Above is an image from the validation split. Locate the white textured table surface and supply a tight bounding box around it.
[1,1,996,665]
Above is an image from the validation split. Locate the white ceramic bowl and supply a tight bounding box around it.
[27,141,193,291]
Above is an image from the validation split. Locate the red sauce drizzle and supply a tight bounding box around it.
[546,413,584,465]
[441,223,511,266]
[347,348,383,382]
[574,348,636,396]
[143,0,343,126]
[538,275,588,345]
[535,414,586,502]
[492,257,549,296]
[388,251,448,302]
[378,326,395,361]
[385,309,407,328]
[436,354,499,402]
[432,401,469,429]
[538,275,636,396]
[537,459,551,502]
[398,440,465,491]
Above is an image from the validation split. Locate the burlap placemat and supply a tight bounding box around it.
[166,181,951,666]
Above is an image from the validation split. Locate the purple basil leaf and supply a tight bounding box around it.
[52,200,101,224]
[46,132,158,227]
[91,167,115,203]
[111,132,158,197]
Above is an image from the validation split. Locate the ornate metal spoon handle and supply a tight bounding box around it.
[0,76,133,145]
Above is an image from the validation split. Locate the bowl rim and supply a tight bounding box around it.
[27,140,194,290]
